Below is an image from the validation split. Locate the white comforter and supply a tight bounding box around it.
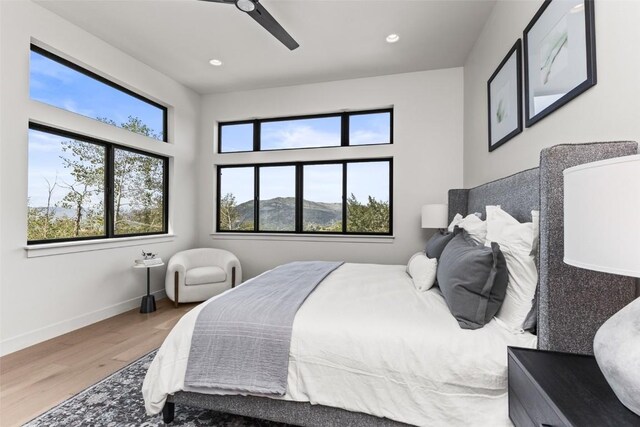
[143,263,537,426]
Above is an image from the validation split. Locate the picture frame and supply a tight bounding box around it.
[488,40,523,152]
[524,0,597,127]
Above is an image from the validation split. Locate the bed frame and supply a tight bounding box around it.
[163,142,638,426]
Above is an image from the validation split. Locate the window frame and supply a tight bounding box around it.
[30,44,169,143]
[217,108,393,153]
[216,158,393,236]
[27,122,169,245]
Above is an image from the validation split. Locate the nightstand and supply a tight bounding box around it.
[508,347,639,426]
[134,261,165,313]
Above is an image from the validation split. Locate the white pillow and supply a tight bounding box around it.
[406,252,438,292]
[485,206,539,331]
[448,212,487,244]
[447,213,463,231]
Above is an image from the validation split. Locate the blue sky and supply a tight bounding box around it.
[30,50,164,139]
[220,161,389,205]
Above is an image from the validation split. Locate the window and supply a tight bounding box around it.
[259,166,296,231]
[261,116,341,150]
[29,44,167,142]
[28,127,107,241]
[219,122,254,153]
[346,161,390,233]
[218,109,392,153]
[217,159,392,235]
[27,124,168,244]
[113,148,167,236]
[303,164,342,232]
[349,111,392,146]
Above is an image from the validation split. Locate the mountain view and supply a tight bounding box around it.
[234,197,342,231]
[219,193,389,233]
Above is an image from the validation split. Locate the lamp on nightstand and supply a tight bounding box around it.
[563,154,640,416]
[421,204,448,231]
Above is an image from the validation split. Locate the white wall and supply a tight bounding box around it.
[464,0,640,187]
[198,69,464,279]
[0,1,200,355]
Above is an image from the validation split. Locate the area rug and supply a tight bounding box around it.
[24,350,287,427]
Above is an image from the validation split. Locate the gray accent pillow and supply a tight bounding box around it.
[522,285,538,333]
[425,230,455,259]
[524,236,540,334]
[437,230,509,330]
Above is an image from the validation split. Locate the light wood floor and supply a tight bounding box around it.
[0,298,196,427]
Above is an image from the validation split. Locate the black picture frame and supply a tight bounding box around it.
[523,0,597,127]
[487,40,523,152]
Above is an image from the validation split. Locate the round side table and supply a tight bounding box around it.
[134,262,165,313]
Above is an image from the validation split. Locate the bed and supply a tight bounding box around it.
[143,142,638,426]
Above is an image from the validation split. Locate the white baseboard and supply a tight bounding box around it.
[0,289,167,356]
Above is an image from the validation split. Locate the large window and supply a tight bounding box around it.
[27,124,168,244]
[29,44,167,142]
[217,159,392,235]
[218,109,392,153]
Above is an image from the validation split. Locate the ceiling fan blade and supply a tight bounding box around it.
[247,2,299,50]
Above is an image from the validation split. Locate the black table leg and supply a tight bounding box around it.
[140,267,156,313]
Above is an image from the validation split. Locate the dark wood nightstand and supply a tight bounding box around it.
[508,347,640,427]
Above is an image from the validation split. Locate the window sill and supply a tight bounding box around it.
[25,234,176,258]
[210,233,394,244]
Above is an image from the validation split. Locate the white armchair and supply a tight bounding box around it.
[165,248,242,308]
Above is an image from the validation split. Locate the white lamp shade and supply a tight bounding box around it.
[563,154,640,278]
[421,204,448,229]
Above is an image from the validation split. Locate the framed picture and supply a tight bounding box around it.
[488,40,523,152]
[524,0,596,127]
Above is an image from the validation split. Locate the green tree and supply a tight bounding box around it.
[219,193,239,230]
[346,193,390,233]
[100,116,164,234]
[59,139,105,237]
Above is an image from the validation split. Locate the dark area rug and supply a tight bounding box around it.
[24,350,287,427]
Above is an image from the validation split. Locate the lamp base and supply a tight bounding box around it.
[593,296,640,416]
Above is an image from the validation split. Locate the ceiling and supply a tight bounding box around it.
[37,0,496,95]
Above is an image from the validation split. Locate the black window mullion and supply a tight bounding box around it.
[342,162,347,233]
[254,120,261,152]
[216,167,222,232]
[295,164,303,233]
[163,111,169,143]
[341,113,349,147]
[163,157,169,233]
[254,166,260,232]
[388,159,394,236]
[106,145,115,238]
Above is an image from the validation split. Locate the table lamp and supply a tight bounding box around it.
[564,154,640,416]
[421,204,448,230]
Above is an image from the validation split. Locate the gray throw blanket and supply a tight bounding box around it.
[185,261,343,395]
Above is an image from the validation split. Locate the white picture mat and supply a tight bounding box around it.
[490,52,519,145]
[527,0,588,116]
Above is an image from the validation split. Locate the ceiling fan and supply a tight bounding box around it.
[200,0,299,50]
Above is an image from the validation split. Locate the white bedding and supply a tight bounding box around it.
[143,263,537,426]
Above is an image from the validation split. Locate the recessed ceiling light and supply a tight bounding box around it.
[209,59,223,66]
[386,34,400,44]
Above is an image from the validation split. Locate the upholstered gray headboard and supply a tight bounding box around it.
[448,142,638,355]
